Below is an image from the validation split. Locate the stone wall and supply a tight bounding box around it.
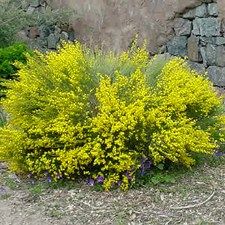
[165,2,225,88]
[24,0,225,88]
[48,0,224,53]
[20,0,75,51]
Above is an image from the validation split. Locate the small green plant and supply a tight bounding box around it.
[0,42,225,191]
[0,43,29,78]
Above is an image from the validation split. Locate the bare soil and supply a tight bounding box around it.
[1,157,225,225]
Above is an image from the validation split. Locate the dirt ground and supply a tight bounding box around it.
[1,158,225,225]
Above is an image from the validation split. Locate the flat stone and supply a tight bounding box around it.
[216,46,225,67]
[208,3,219,16]
[167,36,187,57]
[205,44,217,66]
[188,35,201,62]
[47,33,60,49]
[199,36,215,46]
[188,61,206,74]
[192,18,220,37]
[183,3,207,19]
[200,47,207,66]
[207,66,225,86]
[183,9,196,19]
[215,37,225,45]
[195,4,208,17]
[174,18,192,36]
[200,44,217,66]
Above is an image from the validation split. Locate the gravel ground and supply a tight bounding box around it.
[1,158,225,225]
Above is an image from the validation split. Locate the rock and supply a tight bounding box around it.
[205,44,216,66]
[188,35,201,62]
[207,66,225,86]
[183,9,196,19]
[167,36,187,57]
[192,18,221,37]
[208,3,218,16]
[28,27,40,39]
[199,36,214,46]
[215,37,225,45]
[183,3,207,19]
[188,61,206,74]
[68,31,76,41]
[200,47,207,66]
[47,34,60,49]
[195,4,208,17]
[200,44,217,66]
[60,31,69,41]
[216,46,225,67]
[174,18,192,36]
[221,19,225,37]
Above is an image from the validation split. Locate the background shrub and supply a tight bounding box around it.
[0,42,225,190]
[0,0,73,48]
[0,43,29,97]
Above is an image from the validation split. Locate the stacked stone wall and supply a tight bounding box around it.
[165,2,225,88]
[20,0,75,51]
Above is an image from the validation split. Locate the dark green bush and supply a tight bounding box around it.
[0,43,29,97]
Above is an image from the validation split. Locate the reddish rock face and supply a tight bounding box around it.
[47,0,220,53]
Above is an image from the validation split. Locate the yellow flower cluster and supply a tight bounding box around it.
[0,42,224,190]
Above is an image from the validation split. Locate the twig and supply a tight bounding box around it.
[170,189,215,210]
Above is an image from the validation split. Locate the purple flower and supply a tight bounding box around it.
[215,151,225,157]
[124,171,132,181]
[47,176,52,183]
[96,176,104,184]
[117,180,122,187]
[87,178,95,186]
[140,157,152,175]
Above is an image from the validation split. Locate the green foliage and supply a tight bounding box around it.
[0,42,225,190]
[0,43,28,78]
[0,43,30,97]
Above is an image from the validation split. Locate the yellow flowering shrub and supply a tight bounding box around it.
[0,42,224,190]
